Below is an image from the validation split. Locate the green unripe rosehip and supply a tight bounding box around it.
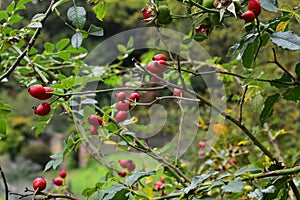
[157,5,173,25]
[209,13,220,25]
[202,0,214,9]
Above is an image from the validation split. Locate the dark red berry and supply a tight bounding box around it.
[53,177,63,186]
[115,111,128,123]
[153,54,167,61]
[173,88,184,96]
[59,169,67,178]
[33,177,47,191]
[28,85,45,100]
[157,60,168,73]
[34,102,51,116]
[126,160,136,172]
[118,171,127,177]
[230,157,237,164]
[240,10,255,22]
[248,0,261,16]
[198,141,206,148]
[119,160,128,168]
[130,92,140,102]
[90,126,98,135]
[115,92,127,101]
[88,115,103,127]
[117,100,130,111]
[39,87,53,100]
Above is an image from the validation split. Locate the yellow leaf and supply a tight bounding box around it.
[276,21,289,32]
[143,187,154,198]
[145,177,153,184]
[213,123,228,135]
[104,140,117,145]
[237,140,248,146]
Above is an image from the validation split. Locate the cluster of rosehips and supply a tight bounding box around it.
[118,159,136,177]
[240,0,261,22]
[115,91,140,123]
[87,114,103,135]
[142,5,172,25]
[28,85,53,116]
[147,54,168,82]
[32,170,67,192]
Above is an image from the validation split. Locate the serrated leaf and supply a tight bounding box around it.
[87,24,104,36]
[260,0,278,12]
[71,32,83,49]
[125,170,156,186]
[250,94,265,113]
[235,166,261,177]
[93,2,107,21]
[283,85,300,101]
[67,6,86,29]
[271,31,300,50]
[184,171,219,194]
[259,93,280,125]
[0,118,7,135]
[221,179,244,193]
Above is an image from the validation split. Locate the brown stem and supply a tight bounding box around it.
[239,85,248,123]
[0,0,56,82]
[0,166,8,200]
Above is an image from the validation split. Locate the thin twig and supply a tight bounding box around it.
[175,99,185,165]
[264,123,284,163]
[239,85,248,123]
[0,166,8,200]
[290,180,300,200]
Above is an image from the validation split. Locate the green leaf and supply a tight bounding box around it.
[295,14,300,24]
[184,171,219,194]
[56,38,70,51]
[259,93,280,125]
[8,14,23,24]
[260,0,278,12]
[271,31,300,50]
[51,0,70,11]
[117,44,127,54]
[16,0,32,10]
[125,170,156,186]
[193,34,208,42]
[242,37,259,68]
[221,179,244,193]
[44,152,63,171]
[82,187,98,197]
[0,11,8,21]
[93,2,107,21]
[283,85,300,101]
[250,94,265,113]
[270,73,293,88]
[6,1,16,14]
[0,102,12,116]
[227,43,240,57]
[67,6,86,29]
[234,166,261,177]
[0,118,7,135]
[87,24,104,36]
[71,32,83,49]
[44,42,55,53]
[96,184,128,200]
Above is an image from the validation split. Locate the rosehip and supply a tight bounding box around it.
[154,181,164,190]
[157,60,168,73]
[53,177,63,186]
[230,157,237,164]
[126,160,136,172]
[153,54,167,61]
[157,5,173,25]
[248,0,261,16]
[198,141,206,148]
[240,10,255,22]
[130,92,140,102]
[90,126,98,135]
[117,100,130,111]
[34,102,51,116]
[59,169,67,178]
[33,177,47,191]
[119,160,128,168]
[173,88,184,96]
[40,87,53,100]
[28,85,52,100]
[115,92,127,101]
[115,111,128,123]
[118,171,127,177]
[147,61,161,74]
[199,150,206,157]
[88,115,103,127]
[151,73,163,83]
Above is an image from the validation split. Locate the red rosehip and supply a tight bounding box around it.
[248,0,261,16]
[153,54,167,61]
[151,73,164,83]
[115,111,128,123]
[230,157,237,165]
[90,126,98,135]
[33,177,47,191]
[118,171,127,177]
[130,92,140,102]
[147,61,161,74]
[154,181,164,190]
[117,100,130,111]
[115,92,127,101]
[198,141,206,148]
[59,169,67,178]
[34,102,51,116]
[241,10,255,22]
[53,177,63,186]
[28,85,52,100]
[173,88,184,96]
[39,87,53,100]
[126,160,136,172]
[157,60,168,73]
[199,150,206,157]
[88,115,103,127]
[119,160,128,168]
